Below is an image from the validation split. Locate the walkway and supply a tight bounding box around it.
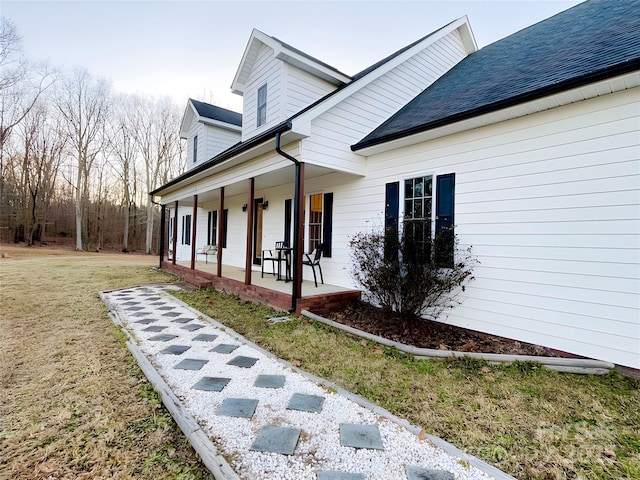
[102,285,513,480]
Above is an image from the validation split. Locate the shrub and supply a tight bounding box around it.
[348,221,477,326]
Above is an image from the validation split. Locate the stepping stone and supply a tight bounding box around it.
[149,301,165,306]
[125,306,144,311]
[192,377,231,392]
[148,334,178,342]
[142,325,166,332]
[405,466,455,480]
[121,301,140,306]
[317,472,366,480]
[181,324,204,332]
[135,318,157,325]
[132,312,152,317]
[171,318,192,324]
[254,375,286,389]
[193,334,218,342]
[158,306,175,311]
[211,344,239,354]
[287,393,325,413]
[162,311,181,317]
[339,424,384,450]
[250,426,301,455]
[174,358,208,370]
[160,345,191,355]
[227,356,258,368]
[216,398,258,418]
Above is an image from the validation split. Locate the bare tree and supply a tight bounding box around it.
[56,69,110,251]
[131,96,182,254]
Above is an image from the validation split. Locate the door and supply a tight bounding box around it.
[252,198,263,265]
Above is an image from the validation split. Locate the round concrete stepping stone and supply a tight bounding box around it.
[148,334,178,342]
[216,398,259,418]
[193,334,218,342]
[192,377,231,392]
[142,325,167,332]
[227,356,258,368]
[254,374,286,389]
[174,358,208,370]
[160,345,191,355]
[405,466,455,480]
[210,343,239,354]
[181,323,204,331]
[171,317,192,324]
[316,472,366,480]
[250,426,301,455]
[287,393,325,413]
[339,424,384,450]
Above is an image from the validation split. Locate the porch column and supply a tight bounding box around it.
[217,187,224,277]
[172,200,178,265]
[159,204,166,268]
[244,178,255,285]
[190,194,198,270]
[293,162,305,301]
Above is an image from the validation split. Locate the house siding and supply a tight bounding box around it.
[355,87,639,368]
[302,31,468,174]
[283,64,337,118]
[203,125,241,164]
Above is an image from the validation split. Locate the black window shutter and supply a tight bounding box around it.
[322,193,333,257]
[222,209,228,248]
[435,173,455,266]
[284,199,292,246]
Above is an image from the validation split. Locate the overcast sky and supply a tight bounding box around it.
[3,0,582,112]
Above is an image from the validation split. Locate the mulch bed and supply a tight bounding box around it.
[325,300,557,357]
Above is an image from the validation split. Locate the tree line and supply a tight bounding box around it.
[0,17,185,253]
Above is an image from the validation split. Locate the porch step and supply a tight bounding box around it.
[183,273,213,289]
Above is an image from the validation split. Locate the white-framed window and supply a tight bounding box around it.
[304,192,333,257]
[257,84,267,127]
[193,135,198,163]
[207,210,217,246]
[181,214,192,245]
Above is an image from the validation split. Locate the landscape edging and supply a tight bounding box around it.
[301,310,614,375]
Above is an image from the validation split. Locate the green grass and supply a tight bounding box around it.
[174,287,640,480]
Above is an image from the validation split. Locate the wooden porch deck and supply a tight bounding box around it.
[162,259,360,316]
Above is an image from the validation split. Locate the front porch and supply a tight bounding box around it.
[163,259,360,316]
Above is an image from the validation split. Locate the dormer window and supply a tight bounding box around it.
[257,84,267,127]
[193,135,198,163]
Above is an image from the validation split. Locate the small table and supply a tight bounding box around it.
[275,247,292,282]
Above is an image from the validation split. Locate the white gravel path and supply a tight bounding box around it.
[104,285,507,480]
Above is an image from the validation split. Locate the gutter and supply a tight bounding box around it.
[275,127,300,314]
[302,310,615,375]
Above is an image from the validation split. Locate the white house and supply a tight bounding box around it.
[152,0,640,369]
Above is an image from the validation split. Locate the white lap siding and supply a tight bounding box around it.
[355,87,640,368]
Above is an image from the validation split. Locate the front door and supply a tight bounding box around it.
[252,198,263,265]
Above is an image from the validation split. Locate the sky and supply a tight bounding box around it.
[3,0,583,113]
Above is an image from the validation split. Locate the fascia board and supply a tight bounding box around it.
[290,17,474,132]
[200,117,243,132]
[231,29,277,95]
[179,100,197,138]
[275,50,351,85]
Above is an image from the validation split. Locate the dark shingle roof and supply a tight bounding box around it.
[190,98,242,126]
[353,0,640,150]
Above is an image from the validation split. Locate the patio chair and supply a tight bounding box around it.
[196,245,218,264]
[261,241,290,279]
[303,243,324,287]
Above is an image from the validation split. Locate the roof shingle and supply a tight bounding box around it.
[190,98,242,126]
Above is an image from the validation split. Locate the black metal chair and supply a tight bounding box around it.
[303,243,324,287]
[261,241,289,279]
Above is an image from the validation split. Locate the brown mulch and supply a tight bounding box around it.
[326,300,557,357]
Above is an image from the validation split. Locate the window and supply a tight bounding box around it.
[404,175,433,264]
[182,214,191,245]
[207,210,217,246]
[257,84,267,127]
[193,135,198,163]
[306,193,333,257]
[168,216,175,243]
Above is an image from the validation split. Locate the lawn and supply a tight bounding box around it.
[1,245,638,480]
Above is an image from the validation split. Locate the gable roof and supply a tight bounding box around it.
[190,98,242,126]
[353,0,640,151]
[231,29,351,95]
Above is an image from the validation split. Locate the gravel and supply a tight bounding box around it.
[105,286,501,480]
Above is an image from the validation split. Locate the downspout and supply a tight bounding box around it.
[275,129,300,314]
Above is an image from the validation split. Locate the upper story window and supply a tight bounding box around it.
[193,135,198,163]
[257,84,267,127]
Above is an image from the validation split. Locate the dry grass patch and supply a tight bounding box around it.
[174,288,640,480]
[0,245,213,480]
